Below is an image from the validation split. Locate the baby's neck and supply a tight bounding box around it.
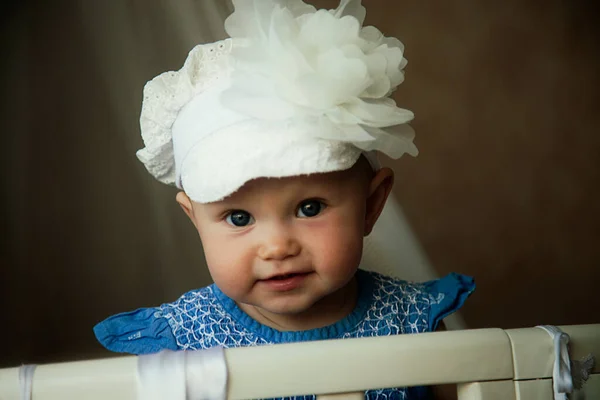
[237,277,358,332]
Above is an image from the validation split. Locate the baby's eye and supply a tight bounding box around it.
[226,210,255,227]
[296,200,325,218]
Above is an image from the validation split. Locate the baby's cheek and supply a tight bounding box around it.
[203,240,253,299]
[311,223,363,277]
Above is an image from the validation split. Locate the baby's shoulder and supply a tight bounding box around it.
[93,284,227,355]
[158,284,221,320]
[367,270,475,305]
[158,285,270,350]
[158,285,236,345]
[356,270,475,334]
[368,271,434,302]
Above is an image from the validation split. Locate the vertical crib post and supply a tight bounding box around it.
[457,381,516,400]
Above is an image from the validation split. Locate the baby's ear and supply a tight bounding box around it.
[364,167,394,236]
[176,191,197,227]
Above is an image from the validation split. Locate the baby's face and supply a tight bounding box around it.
[179,159,392,324]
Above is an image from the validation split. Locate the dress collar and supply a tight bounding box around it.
[212,269,375,343]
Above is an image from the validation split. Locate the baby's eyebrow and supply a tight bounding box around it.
[205,201,243,211]
[206,197,253,211]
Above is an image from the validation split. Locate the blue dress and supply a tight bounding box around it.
[95,270,475,399]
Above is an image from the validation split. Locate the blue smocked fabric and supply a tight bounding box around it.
[95,270,475,400]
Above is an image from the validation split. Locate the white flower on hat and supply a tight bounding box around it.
[136,0,419,202]
[222,0,418,158]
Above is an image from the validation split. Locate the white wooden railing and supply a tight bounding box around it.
[0,324,598,399]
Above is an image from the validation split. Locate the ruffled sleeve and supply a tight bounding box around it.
[423,273,475,331]
[93,307,179,355]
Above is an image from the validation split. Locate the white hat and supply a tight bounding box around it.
[136,0,418,203]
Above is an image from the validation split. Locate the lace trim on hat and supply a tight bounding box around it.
[136,39,234,185]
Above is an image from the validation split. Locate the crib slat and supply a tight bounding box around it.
[513,374,600,400]
[226,328,513,399]
[513,379,553,400]
[457,381,516,400]
[0,368,20,399]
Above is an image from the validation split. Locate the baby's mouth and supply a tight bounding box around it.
[259,272,311,291]
[265,272,310,281]
[270,273,296,280]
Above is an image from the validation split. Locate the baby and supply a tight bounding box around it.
[95,0,475,398]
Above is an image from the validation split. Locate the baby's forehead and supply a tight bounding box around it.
[218,166,368,203]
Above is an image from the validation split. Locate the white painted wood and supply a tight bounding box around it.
[0,325,597,400]
[514,379,553,400]
[457,381,516,400]
[512,375,600,400]
[226,329,512,399]
[505,324,600,380]
[0,357,138,400]
[0,367,20,400]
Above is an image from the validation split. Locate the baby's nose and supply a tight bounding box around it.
[257,230,301,261]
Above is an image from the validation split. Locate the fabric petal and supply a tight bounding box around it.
[360,25,384,45]
[343,97,414,127]
[281,0,317,17]
[313,118,375,142]
[299,10,360,50]
[331,0,366,25]
[357,124,418,158]
[225,0,298,40]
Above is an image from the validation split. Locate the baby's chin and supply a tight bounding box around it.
[238,295,323,317]
[234,295,334,331]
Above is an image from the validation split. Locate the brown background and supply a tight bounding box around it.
[1,0,598,367]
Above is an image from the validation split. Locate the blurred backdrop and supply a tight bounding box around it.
[1,0,599,367]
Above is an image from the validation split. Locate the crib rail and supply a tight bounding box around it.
[0,325,598,399]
